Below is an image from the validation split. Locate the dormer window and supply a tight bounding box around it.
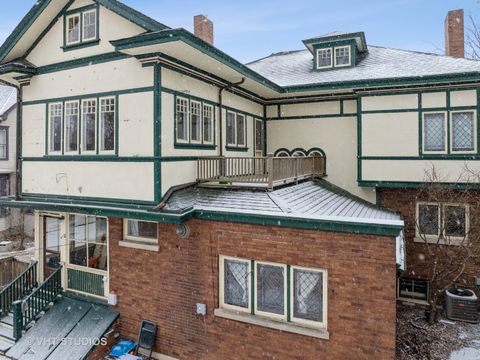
[64,5,99,50]
[316,48,332,69]
[334,46,351,67]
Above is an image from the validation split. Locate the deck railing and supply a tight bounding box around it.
[197,154,325,189]
[0,260,37,317]
[12,265,62,340]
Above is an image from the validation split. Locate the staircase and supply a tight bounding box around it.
[0,262,62,355]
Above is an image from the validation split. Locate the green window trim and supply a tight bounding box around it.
[313,39,356,72]
[63,4,100,51]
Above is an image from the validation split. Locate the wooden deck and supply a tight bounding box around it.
[197,155,326,190]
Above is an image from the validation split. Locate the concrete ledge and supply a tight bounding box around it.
[214,308,329,340]
[119,240,159,252]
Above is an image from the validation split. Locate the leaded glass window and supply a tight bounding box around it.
[293,268,323,323]
[444,205,466,238]
[418,204,439,236]
[224,258,249,309]
[256,263,285,315]
[424,113,446,151]
[452,111,475,152]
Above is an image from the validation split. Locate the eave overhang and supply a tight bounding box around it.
[302,32,368,54]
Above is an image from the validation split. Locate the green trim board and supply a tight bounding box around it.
[312,39,356,72]
[21,192,157,207]
[359,180,480,190]
[154,62,161,202]
[266,114,356,121]
[0,197,403,237]
[22,155,200,162]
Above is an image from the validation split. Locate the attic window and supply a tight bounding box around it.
[334,46,351,67]
[316,48,332,69]
[66,14,81,45]
[64,5,99,49]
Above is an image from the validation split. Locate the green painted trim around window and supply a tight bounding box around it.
[312,40,356,72]
[62,3,100,51]
[286,265,291,322]
[359,180,480,190]
[22,155,199,162]
[154,62,161,202]
[266,114,356,121]
[361,155,480,160]
[357,97,362,182]
[174,144,217,150]
[23,86,154,106]
[225,146,249,152]
[250,259,255,315]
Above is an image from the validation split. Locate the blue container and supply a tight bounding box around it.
[109,339,137,357]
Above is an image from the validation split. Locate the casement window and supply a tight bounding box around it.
[398,277,430,302]
[316,48,332,69]
[334,46,351,67]
[68,214,108,272]
[0,127,8,160]
[451,111,476,152]
[226,111,246,148]
[219,256,327,329]
[190,101,201,143]
[64,6,99,48]
[66,14,81,45]
[49,103,63,153]
[176,97,189,142]
[203,104,214,144]
[423,112,447,152]
[82,10,97,41]
[82,99,97,152]
[65,101,79,153]
[416,202,469,244]
[100,97,115,152]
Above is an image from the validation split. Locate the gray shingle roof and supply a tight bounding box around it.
[165,180,402,226]
[0,85,16,116]
[246,45,480,87]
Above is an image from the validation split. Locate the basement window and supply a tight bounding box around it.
[398,277,429,303]
[218,256,327,333]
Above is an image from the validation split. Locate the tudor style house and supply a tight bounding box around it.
[0,1,476,359]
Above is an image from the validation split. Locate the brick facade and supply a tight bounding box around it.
[445,9,464,58]
[379,188,480,290]
[194,15,214,46]
[108,218,397,359]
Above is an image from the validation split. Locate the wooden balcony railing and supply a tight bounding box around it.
[197,154,326,189]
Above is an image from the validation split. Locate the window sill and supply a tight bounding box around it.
[414,237,464,246]
[62,39,100,52]
[174,143,217,150]
[214,308,329,340]
[225,146,249,152]
[119,240,159,252]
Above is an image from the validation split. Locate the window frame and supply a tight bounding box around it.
[190,100,202,144]
[415,202,469,245]
[422,111,448,154]
[175,96,190,144]
[0,126,9,161]
[65,13,81,46]
[64,100,80,155]
[450,110,477,154]
[219,255,252,314]
[334,45,351,68]
[48,102,64,155]
[254,260,288,321]
[236,113,246,147]
[226,111,237,147]
[316,48,333,70]
[99,96,116,154]
[202,103,214,145]
[123,219,158,244]
[81,98,97,154]
[82,9,98,42]
[290,265,328,329]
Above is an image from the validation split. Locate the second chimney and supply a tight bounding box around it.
[194,15,214,45]
[445,9,464,58]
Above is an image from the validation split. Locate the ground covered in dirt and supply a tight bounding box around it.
[396,303,480,360]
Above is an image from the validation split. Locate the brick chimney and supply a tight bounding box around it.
[445,9,464,58]
[194,15,214,45]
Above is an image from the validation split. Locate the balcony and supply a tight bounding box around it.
[197,155,326,189]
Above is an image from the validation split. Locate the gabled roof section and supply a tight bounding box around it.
[303,31,368,53]
[0,0,169,64]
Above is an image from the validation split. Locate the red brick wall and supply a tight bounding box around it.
[109,218,397,360]
[194,15,214,45]
[379,188,479,289]
[445,9,464,58]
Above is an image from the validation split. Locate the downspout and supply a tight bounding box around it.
[218,78,245,157]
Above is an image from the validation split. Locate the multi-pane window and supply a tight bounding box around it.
[66,14,80,45]
[65,101,79,153]
[68,215,108,271]
[203,104,213,143]
[416,202,469,243]
[317,48,332,69]
[220,256,327,328]
[176,97,189,142]
[82,99,96,152]
[334,46,351,67]
[190,101,201,142]
[0,128,8,160]
[452,111,475,152]
[423,113,446,152]
[124,219,158,243]
[226,111,246,148]
[49,103,63,153]
[82,10,97,41]
[100,97,115,152]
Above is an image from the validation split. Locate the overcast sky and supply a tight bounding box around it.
[1,0,479,63]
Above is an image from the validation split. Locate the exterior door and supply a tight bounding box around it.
[43,216,61,278]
